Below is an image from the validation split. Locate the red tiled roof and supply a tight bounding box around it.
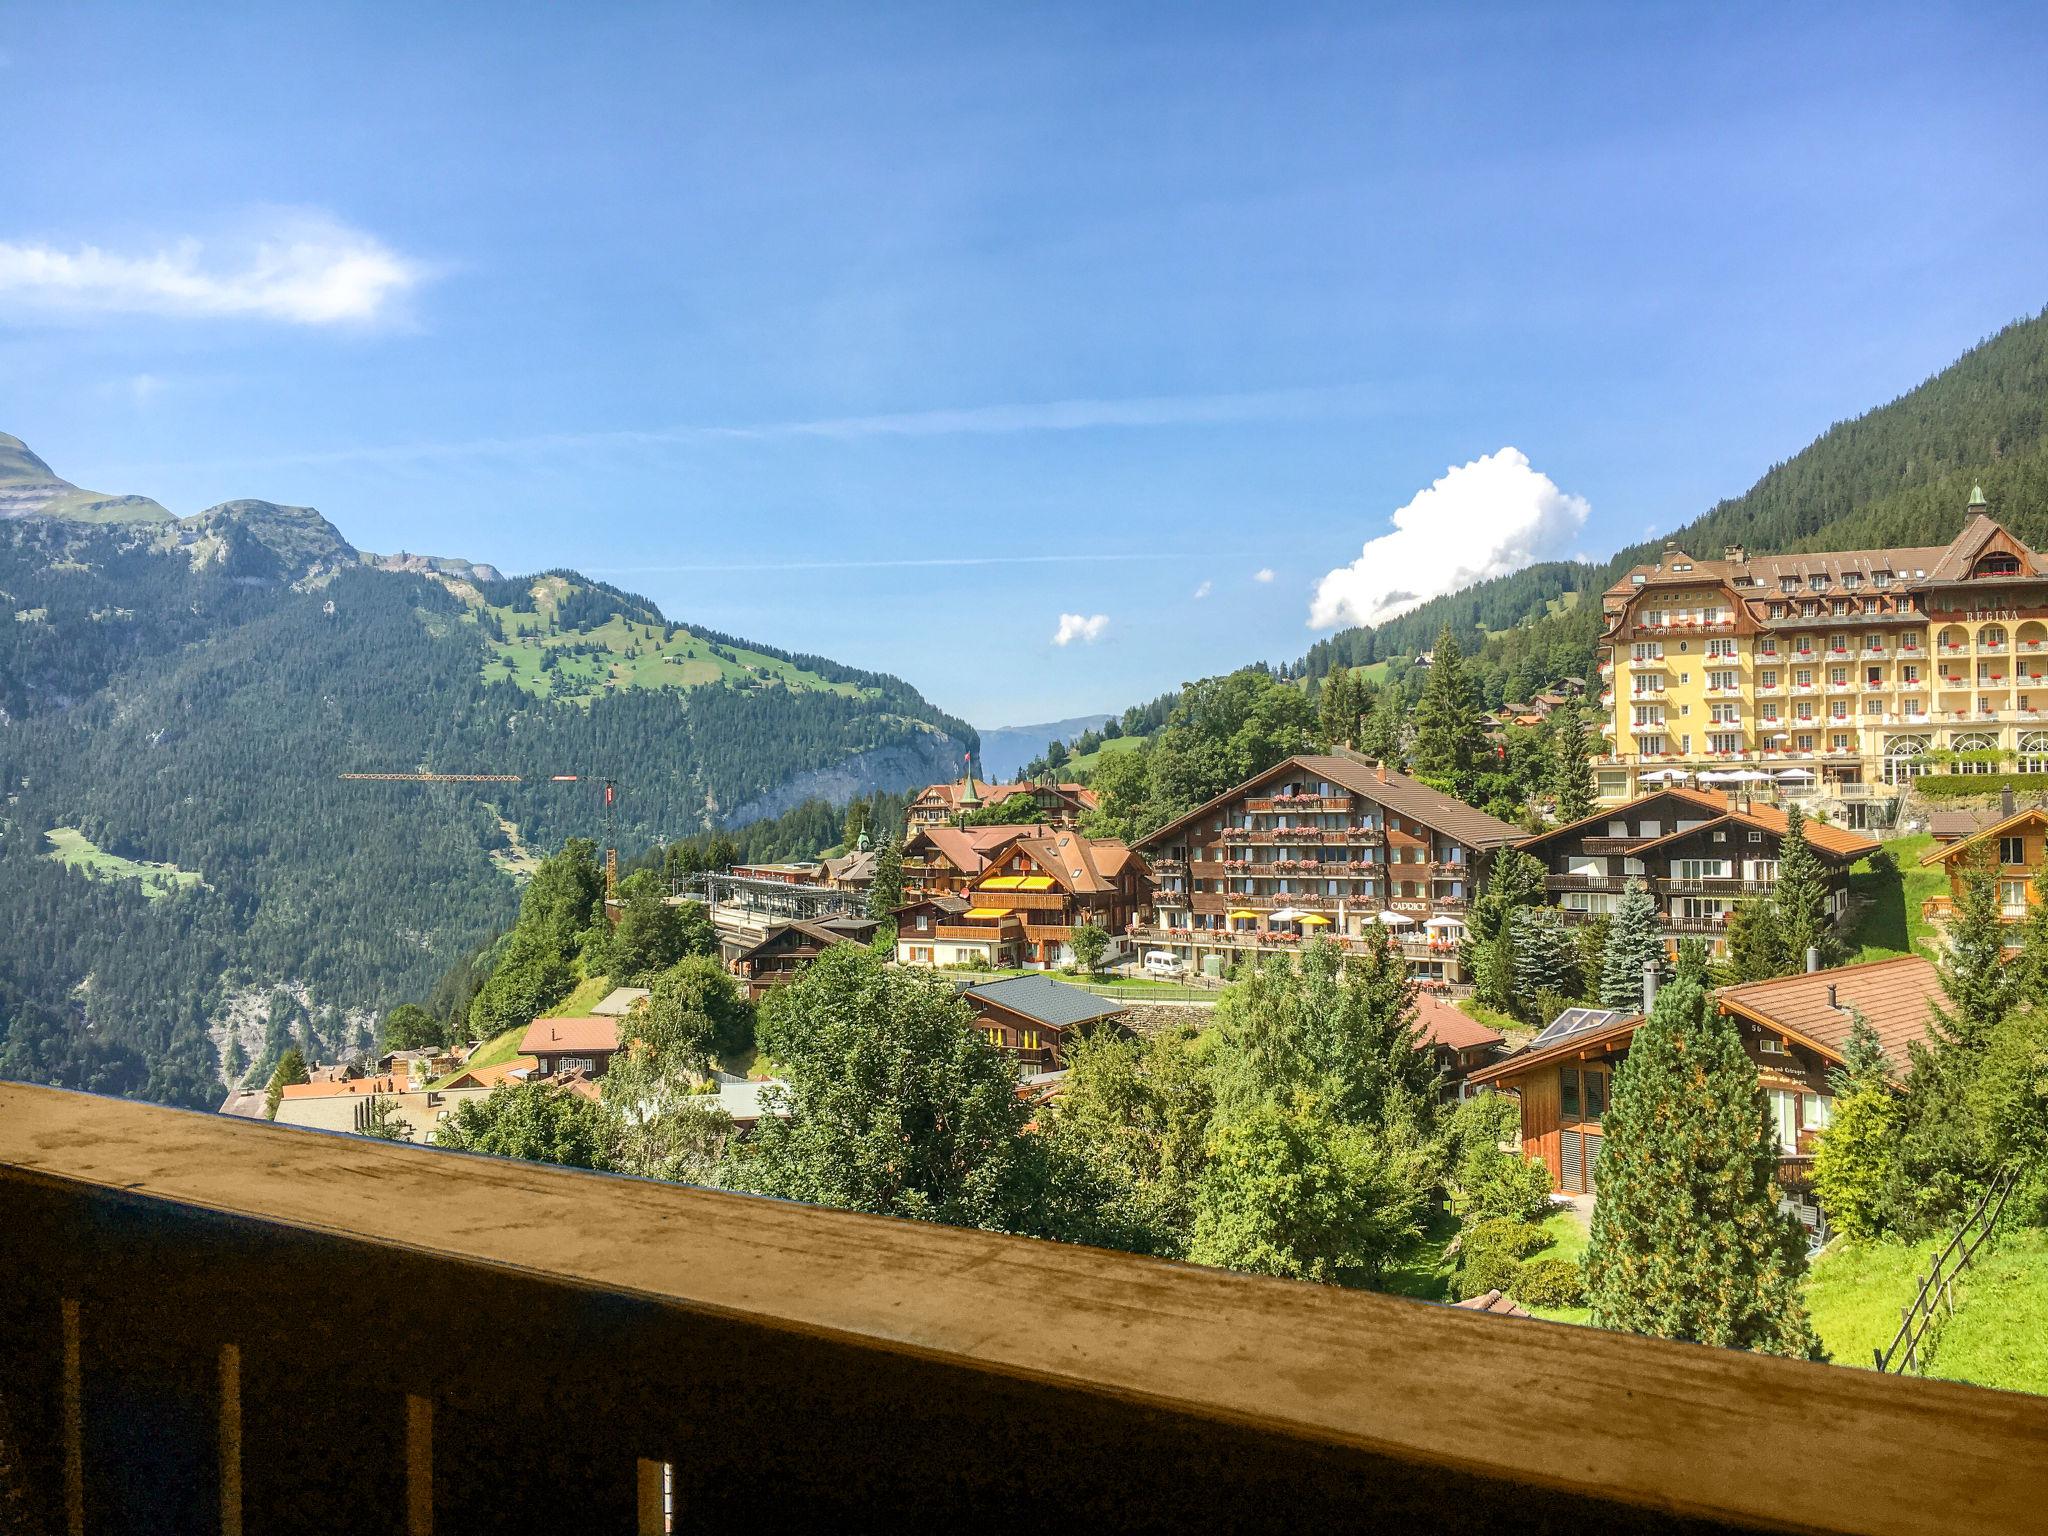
[517,1017,621,1056]
[1412,994,1505,1053]
[278,1075,403,1100]
[1715,955,1942,1075]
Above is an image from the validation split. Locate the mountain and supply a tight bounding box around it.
[976,714,1113,779]
[0,436,974,1107]
[0,431,171,524]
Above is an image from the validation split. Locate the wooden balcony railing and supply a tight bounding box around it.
[7,1084,2046,1534]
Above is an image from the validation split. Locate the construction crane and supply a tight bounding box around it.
[338,771,621,894]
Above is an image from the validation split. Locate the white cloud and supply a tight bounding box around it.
[0,211,426,325]
[1193,579,1213,599]
[1253,568,1275,584]
[1308,447,1589,630]
[1052,612,1110,646]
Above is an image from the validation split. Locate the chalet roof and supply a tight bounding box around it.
[736,917,878,962]
[591,986,651,1017]
[913,823,1053,876]
[1133,752,1523,854]
[822,850,879,884]
[1919,805,2048,867]
[439,1057,539,1091]
[992,830,1140,896]
[1411,993,1505,1053]
[1467,1009,1643,1087]
[517,1017,622,1057]
[958,974,1128,1030]
[915,779,1098,812]
[1519,786,1876,862]
[278,1075,406,1100]
[1925,513,2040,582]
[1927,808,2003,843]
[1715,955,1942,1076]
[894,893,971,920]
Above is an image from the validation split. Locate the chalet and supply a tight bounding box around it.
[730,916,879,998]
[822,849,880,892]
[893,894,974,966]
[1130,749,1524,984]
[1468,955,1942,1208]
[956,974,1131,1074]
[906,774,1097,834]
[1516,787,1876,953]
[730,862,824,887]
[1919,796,2048,929]
[901,823,1054,896]
[934,831,1150,969]
[1410,993,1507,1100]
[518,1016,624,1079]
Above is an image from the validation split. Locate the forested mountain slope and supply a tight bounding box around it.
[0,438,973,1107]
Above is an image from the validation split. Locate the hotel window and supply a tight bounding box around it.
[1019,1030,1041,1051]
[1710,703,1741,724]
[2000,836,2026,866]
[1632,640,1664,661]
[1706,637,1737,658]
[1708,733,1741,754]
[1767,602,1786,619]
[1831,732,1852,751]
[1794,669,1813,687]
[1829,667,1847,686]
[1760,703,1780,722]
[1675,858,1731,880]
[1843,572,1863,590]
[1802,601,1820,618]
[1708,669,1738,690]
[1830,702,1849,721]
[1639,735,1667,755]
[1759,669,1778,687]
[1902,663,1920,683]
[1808,574,1829,592]
[1795,733,1816,751]
[1865,698,1883,714]
[1866,666,1883,686]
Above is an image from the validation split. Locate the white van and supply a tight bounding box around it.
[1143,950,1183,978]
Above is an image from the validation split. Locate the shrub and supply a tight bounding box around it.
[1459,1251,1522,1299]
[1515,1256,1585,1308]
[1460,1216,1548,1264]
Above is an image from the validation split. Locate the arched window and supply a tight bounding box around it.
[2020,732,2048,775]
[1979,624,2009,650]
[1883,735,1931,784]
[1951,731,1999,775]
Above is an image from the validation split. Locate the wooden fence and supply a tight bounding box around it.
[1875,1165,2019,1373]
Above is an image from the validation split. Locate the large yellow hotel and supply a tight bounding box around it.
[1595,489,2048,803]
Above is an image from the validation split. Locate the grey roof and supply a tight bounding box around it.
[957,974,1129,1030]
[1530,1006,1629,1049]
[591,986,652,1016]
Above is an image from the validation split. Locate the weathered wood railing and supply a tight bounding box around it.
[3,1082,2048,1533]
[1875,1165,2019,1373]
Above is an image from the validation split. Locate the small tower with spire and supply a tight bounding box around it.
[1969,483,1989,511]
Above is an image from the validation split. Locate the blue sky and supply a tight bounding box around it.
[4,3,2047,726]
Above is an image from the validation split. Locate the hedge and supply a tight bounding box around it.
[1514,1256,1587,1308]
[1914,773,2048,800]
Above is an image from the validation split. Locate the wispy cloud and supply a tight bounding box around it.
[1193,579,1213,599]
[1309,446,1589,630]
[103,384,1372,476]
[0,210,427,325]
[1052,612,1110,646]
[1253,567,1276,584]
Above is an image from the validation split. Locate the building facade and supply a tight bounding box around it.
[1130,750,1525,984]
[1918,800,2048,931]
[1595,492,2048,801]
[1517,786,1875,952]
[905,775,1097,834]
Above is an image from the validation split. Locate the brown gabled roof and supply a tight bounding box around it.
[1925,514,2042,583]
[1919,805,2048,867]
[736,918,877,962]
[913,823,1053,877]
[279,1075,405,1100]
[517,1016,622,1056]
[1133,752,1523,854]
[894,893,971,918]
[1520,786,1874,862]
[1715,955,1942,1075]
[1411,993,1505,1053]
[439,1057,538,1091]
[1928,808,2003,843]
[987,830,1140,896]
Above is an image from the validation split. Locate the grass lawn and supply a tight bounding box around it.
[1379,1204,1460,1303]
[1457,997,1535,1047]
[433,973,616,1086]
[1844,833,1942,963]
[1802,1235,1941,1369]
[1521,1204,1593,1326]
[43,827,206,900]
[1929,1226,2048,1394]
[1063,733,1145,776]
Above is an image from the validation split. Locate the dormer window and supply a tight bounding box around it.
[1873,570,1891,588]
[1842,572,1862,590]
[1808,574,1830,592]
[1977,553,2021,577]
[1671,561,1692,572]
[1779,577,1799,594]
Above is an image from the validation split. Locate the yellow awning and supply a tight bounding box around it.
[1227,909,1260,921]
[963,907,1013,919]
[1016,875,1056,890]
[1297,913,1332,926]
[980,875,1024,889]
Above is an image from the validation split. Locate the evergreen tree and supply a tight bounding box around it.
[866,838,904,919]
[1466,848,1546,1015]
[1358,684,1404,767]
[2011,864,2048,1006]
[263,1047,308,1120]
[1509,906,1578,1015]
[1933,850,2014,1051]
[1672,934,1714,988]
[1723,896,1788,984]
[1584,979,1822,1358]
[359,1095,416,1142]
[380,1003,443,1052]
[1771,807,1842,973]
[1812,1011,1900,1240]
[1409,624,1485,797]
[1598,881,1667,1010]
[1317,666,1359,750]
[1550,704,1596,823]
[602,868,694,982]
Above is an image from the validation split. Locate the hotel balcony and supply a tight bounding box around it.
[1150,859,1187,878]
[1243,794,1353,813]
[6,1086,2020,1534]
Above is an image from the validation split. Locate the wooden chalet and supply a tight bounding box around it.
[730,916,879,999]
[1468,956,1941,1210]
[956,974,1132,1073]
[938,831,1150,968]
[1517,786,1876,954]
[1410,993,1507,1100]
[900,823,1055,897]
[1918,795,2048,929]
[517,1016,624,1080]
[893,894,974,966]
[1130,749,1524,984]
[906,773,1098,834]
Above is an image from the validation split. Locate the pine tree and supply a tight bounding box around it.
[1672,934,1714,987]
[1317,667,1359,751]
[1550,704,1596,823]
[1598,881,1667,1010]
[1933,850,2014,1051]
[1509,906,1577,1013]
[1584,979,1822,1358]
[1358,684,1405,768]
[1771,806,1842,973]
[1466,849,1546,1014]
[263,1047,308,1121]
[866,838,904,919]
[2011,864,2048,1006]
[1409,624,1484,796]
[1723,896,1788,983]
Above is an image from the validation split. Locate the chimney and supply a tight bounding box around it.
[1642,960,1659,1015]
[1805,946,1821,974]
[2002,785,2017,817]
[1827,983,1840,1011]
[1376,761,1388,783]
[1724,543,1747,566]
